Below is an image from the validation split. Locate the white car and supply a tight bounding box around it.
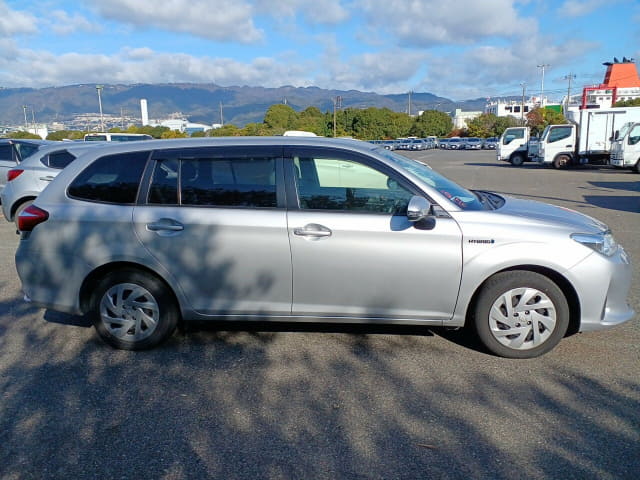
[1,142,106,224]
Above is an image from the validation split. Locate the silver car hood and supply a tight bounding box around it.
[495,195,608,233]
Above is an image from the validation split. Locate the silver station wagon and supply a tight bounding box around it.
[14,137,635,357]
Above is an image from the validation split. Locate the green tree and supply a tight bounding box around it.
[295,106,326,135]
[4,130,42,139]
[614,98,640,107]
[263,104,298,133]
[208,124,242,136]
[466,113,520,138]
[160,130,188,139]
[410,110,453,137]
[46,130,86,141]
[526,107,567,136]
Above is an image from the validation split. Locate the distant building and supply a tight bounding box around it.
[451,108,482,129]
[565,58,640,112]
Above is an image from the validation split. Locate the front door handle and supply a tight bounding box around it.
[293,223,332,238]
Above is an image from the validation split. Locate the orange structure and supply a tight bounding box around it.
[581,60,640,109]
[600,61,640,88]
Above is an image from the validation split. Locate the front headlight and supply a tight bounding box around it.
[571,231,619,257]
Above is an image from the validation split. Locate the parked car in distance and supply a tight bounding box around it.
[447,137,464,150]
[1,142,107,225]
[464,138,483,150]
[0,139,53,197]
[483,137,498,149]
[438,138,450,149]
[14,137,634,358]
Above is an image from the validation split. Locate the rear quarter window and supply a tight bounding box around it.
[68,151,149,204]
[44,151,77,169]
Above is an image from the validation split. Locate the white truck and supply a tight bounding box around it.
[535,107,640,168]
[496,126,539,166]
[610,121,640,173]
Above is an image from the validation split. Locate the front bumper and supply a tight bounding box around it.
[568,246,635,331]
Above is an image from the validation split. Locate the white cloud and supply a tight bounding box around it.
[558,0,607,17]
[0,46,311,88]
[47,10,101,35]
[356,0,536,46]
[91,0,263,43]
[416,35,599,99]
[255,0,350,24]
[0,1,38,36]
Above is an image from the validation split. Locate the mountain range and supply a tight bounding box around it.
[0,83,492,127]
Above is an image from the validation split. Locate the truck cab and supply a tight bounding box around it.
[535,124,577,169]
[610,122,640,173]
[496,127,529,165]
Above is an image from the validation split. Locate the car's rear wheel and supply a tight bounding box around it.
[510,153,525,166]
[91,269,179,350]
[553,154,571,169]
[473,271,569,358]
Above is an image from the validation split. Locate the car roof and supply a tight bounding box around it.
[66,136,379,158]
[0,138,53,145]
[18,141,110,165]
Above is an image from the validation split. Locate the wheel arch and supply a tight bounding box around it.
[464,265,581,336]
[10,195,37,220]
[79,261,180,314]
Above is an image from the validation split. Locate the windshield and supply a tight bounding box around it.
[377,149,483,210]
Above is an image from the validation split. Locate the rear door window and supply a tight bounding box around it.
[68,151,149,204]
[44,151,77,169]
[147,153,279,208]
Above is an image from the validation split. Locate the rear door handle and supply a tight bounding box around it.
[147,219,184,233]
[39,176,55,181]
[293,223,332,238]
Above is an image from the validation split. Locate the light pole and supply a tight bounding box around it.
[520,82,527,124]
[96,85,104,131]
[537,64,550,107]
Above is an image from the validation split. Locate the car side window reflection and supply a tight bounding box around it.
[148,157,277,208]
[294,156,413,214]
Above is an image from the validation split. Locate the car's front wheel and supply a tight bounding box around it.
[473,271,569,358]
[91,269,179,350]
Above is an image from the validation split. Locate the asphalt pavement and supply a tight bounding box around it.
[0,149,638,480]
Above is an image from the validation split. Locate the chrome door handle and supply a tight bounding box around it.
[294,224,332,238]
[39,176,55,181]
[147,222,184,232]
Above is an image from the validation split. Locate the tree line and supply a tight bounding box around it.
[4,104,568,141]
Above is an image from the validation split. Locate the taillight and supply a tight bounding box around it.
[7,169,24,182]
[17,205,49,232]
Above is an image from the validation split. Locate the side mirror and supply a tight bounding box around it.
[407,196,432,222]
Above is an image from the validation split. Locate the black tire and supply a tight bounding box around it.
[472,271,569,358]
[91,269,179,350]
[634,159,640,174]
[553,154,571,169]
[13,200,33,228]
[510,154,525,166]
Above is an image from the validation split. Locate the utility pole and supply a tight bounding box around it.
[22,105,28,130]
[520,82,527,125]
[537,64,550,107]
[564,73,576,111]
[96,85,104,131]
[408,90,412,116]
[219,102,224,126]
[332,96,342,137]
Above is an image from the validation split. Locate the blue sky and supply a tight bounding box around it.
[2,0,639,102]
